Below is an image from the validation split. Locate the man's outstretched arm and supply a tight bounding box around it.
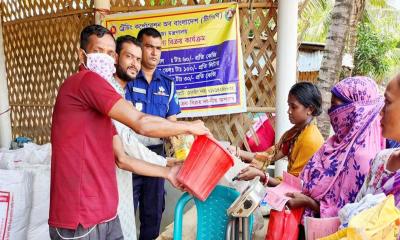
[108,99,210,138]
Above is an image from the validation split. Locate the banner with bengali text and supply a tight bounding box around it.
[103,3,246,117]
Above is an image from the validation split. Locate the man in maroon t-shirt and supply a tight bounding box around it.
[48,25,210,240]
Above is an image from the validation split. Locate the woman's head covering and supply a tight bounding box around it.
[301,76,384,217]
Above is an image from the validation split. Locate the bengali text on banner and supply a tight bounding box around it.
[103,3,246,117]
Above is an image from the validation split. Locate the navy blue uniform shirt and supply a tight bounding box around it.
[125,69,181,118]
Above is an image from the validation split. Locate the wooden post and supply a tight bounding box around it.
[94,0,111,25]
[0,11,12,148]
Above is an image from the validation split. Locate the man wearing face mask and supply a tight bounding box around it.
[48,25,210,240]
[125,28,180,240]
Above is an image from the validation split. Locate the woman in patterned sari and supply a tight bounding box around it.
[354,74,400,207]
[287,76,385,218]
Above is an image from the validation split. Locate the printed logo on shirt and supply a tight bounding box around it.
[154,86,169,96]
[135,102,143,112]
[174,94,179,105]
[132,87,146,95]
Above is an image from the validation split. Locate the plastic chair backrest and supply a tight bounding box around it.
[173,185,254,240]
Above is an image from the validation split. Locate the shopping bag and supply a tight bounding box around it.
[304,216,340,240]
[265,207,304,240]
[320,195,400,240]
[347,194,400,240]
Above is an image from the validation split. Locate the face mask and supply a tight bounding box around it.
[328,104,341,114]
[83,51,116,81]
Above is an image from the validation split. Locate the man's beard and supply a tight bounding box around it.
[116,65,136,82]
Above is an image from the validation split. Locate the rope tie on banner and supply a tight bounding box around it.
[94,8,110,14]
[94,8,110,17]
[0,108,10,116]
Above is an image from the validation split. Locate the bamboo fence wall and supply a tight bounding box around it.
[1,0,94,144]
[1,0,278,150]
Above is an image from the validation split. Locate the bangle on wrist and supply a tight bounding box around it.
[261,172,269,185]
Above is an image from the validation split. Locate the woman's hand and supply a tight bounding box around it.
[237,166,265,181]
[286,192,319,212]
[227,145,254,163]
[250,159,265,169]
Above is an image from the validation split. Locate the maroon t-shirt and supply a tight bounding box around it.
[49,69,122,229]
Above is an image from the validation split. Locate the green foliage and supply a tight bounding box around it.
[299,0,400,80]
[352,23,397,81]
[299,0,333,43]
[354,24,388,76]
[369,0,388,8]
[362,5,400,79]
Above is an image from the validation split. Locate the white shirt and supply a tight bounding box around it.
[108,76,167,167]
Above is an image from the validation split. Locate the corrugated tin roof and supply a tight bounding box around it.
[297,50,324,72]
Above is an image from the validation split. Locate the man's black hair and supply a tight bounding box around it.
[80,24,114,52]
[116,35,142,54]
[137,27,162,42]
[289,82,323,116]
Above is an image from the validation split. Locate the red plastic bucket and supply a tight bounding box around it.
[177,135,234,201]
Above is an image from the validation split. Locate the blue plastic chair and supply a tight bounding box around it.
[173,185,254,240]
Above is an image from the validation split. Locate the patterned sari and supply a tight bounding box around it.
[356,148,400,207]
[300,76,384,218]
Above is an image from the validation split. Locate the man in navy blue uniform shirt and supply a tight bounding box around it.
[125,28,180,240]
